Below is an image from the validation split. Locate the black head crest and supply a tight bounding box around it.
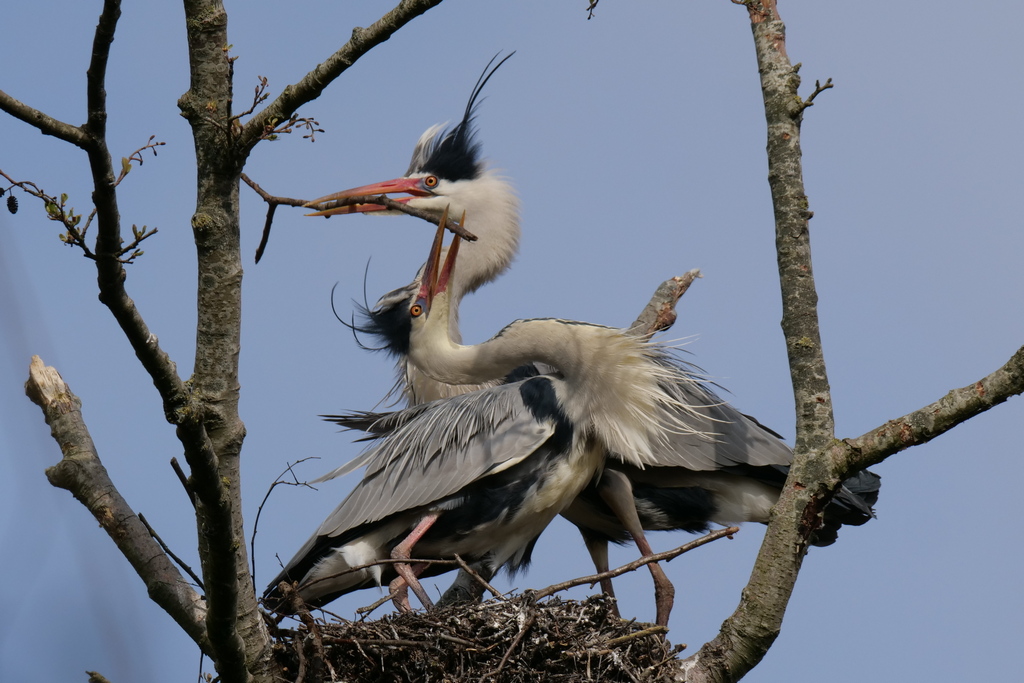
[406,51,515,182]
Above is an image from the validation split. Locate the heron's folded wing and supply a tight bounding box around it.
[312,381,559,540]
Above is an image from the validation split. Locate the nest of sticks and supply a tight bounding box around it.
[264,530,739,682]
[269,592,685,683]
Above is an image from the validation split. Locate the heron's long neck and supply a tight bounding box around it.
[411,304,640,400]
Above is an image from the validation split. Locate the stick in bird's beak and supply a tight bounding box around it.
[417,206,463,310]
[304,177,431,217]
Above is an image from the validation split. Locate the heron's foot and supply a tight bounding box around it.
[392,561,435,610]
[651,563,675,628]
[389,576,413,612]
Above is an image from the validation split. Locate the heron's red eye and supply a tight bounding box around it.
[410,304,424,317]
[423,175,438,189]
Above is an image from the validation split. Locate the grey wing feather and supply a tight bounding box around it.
[313,382,558,539]
[645,351,794,470]
[314,404,435,482]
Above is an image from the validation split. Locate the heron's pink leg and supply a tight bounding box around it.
[598,469,675,627]
[389,512,441,611]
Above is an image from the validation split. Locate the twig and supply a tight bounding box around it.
[325,636,431,647]
[306,194,479,241]
[242,171,478,263]
[139,512,205,590]
[241,172,308,207]
[569,624,671,658]
[241,173,312,263]
[646,643,688,673]
[292,635,307,683]
[0,139,160,264]
[454,554,506,600]
[484,601,537,681]
[605,625,668,648]
[113,135,166,187]
[250,457,320,583]
[170,457,196,508]
[799,78,834,112]
[356,590,400,617]
[532,527,738,600]
[438,633,480,647]
[303,556,462,594]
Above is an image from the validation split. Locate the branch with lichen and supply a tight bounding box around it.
[180,1,275,679]
[676,3,1023,682]
[839,345,1024,473]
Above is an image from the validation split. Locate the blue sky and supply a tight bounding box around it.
[2,1,1021,681]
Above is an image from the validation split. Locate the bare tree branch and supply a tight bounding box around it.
[840,345,1024,473]
[0,90,90,147]
[237,0,446,153]
[85,0,121,137]
[25,357,211,655]
[629,269,703,338]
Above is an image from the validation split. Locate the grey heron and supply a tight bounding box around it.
[306,52,518,404]
[264,215,717,612]
[301,56,879,624]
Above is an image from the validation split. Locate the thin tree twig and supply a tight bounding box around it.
[454,554,506,600]
[237,0,447,153]
[532,528,738,600]
[800,77,834,111]
[241,172,308,207]
[299,556,463,596]
[306,194,479,240]
[170,457,196,508]
[139,513,206,590]
[251,457,321,583]
[605,625,669,648]
[356,590,402,616]
[483,600,536,682]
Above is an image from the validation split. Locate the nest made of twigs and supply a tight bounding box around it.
[270,593,684,683]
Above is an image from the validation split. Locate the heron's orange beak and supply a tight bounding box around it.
[417,206,462,311]
[304,177,432,217]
